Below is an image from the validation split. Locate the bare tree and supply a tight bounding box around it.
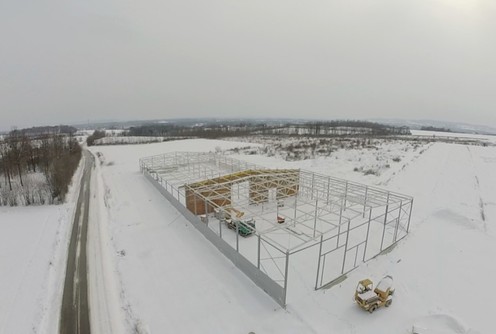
[0,141,13,191]
[6,130,31,187]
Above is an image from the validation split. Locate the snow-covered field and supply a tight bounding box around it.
[1,134,493,333]
[0,158,84,333]
[225,139,431,186]
[411,129,496,143]
[89,137,496,334]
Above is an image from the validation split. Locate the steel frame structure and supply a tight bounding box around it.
[140,152,413,307]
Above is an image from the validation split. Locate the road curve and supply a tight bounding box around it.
[59,150,94,334]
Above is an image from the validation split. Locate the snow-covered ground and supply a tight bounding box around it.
[411,129,496,143]
[89,137,495,334]
[0,157,85,333]
[2,135,493,333]
[227,140,431,187]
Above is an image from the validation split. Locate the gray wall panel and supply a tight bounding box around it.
[143,170,286,307]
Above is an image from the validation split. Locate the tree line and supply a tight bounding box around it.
[420,126,451,133]
[0,130,82,206]
[18,125,77,137]
[125,120,411,139]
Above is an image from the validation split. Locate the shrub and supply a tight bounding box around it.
[363,169,378,176]
[86,130,106,146]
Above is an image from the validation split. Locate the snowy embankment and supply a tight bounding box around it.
[0,155,85,333]
[87,153,128,334]
[91,138,495,334]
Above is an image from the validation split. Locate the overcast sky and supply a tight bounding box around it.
[1,0,495,130]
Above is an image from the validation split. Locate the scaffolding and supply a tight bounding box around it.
[140,152,413,307]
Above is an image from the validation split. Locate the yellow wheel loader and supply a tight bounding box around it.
[354,275,394,313]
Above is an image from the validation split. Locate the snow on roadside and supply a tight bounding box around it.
[0,153,85,334]
[87,152,128,334]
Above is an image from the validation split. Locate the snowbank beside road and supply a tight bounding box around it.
[87,152,128,334]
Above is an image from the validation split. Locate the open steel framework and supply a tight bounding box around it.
[139,152,413,307]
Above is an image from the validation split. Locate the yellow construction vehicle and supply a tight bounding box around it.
[354,275,394,313]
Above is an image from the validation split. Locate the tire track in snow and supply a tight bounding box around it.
[466,146,487,233]
[381,142,434,187]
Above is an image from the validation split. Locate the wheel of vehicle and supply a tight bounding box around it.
[369,305,377,313]
[385,299,392,307]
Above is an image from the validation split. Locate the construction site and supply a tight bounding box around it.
[139,152,413,307]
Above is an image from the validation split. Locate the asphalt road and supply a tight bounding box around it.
[60,150,94,334]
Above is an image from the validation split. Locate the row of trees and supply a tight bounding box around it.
[125,120,411,139]
[18,125,77,137]
[260,121,411,136]
[420,126,452,133]
[0,130,82,206]
[126,124,252,138]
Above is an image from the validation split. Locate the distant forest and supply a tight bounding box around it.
[126,120,411,139]
[17,125,78,136]
[420,126,452,133]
